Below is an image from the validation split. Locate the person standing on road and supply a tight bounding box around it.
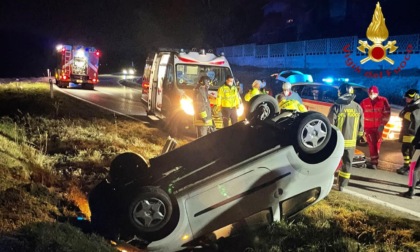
[193,76,213,138]
[328,84,364,191]
[279,82,303,104]
[360,86,391,169]
[216,76,241,128]
[397,89,420,175]
[244,80,262,102]
[401,125,420,199]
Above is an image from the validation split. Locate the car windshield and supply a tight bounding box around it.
[175,64,233,90]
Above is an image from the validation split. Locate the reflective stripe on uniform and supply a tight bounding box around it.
[403,135,415,142]
[344,139,357,148]
[338,170,351,179]
[199,111,207,118]
[404,112,411,121]
[404,155,411,164]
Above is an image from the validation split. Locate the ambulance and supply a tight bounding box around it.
[141,48,244,136]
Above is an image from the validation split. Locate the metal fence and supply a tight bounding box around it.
[217,34,420,70]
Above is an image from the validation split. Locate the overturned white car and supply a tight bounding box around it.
[88,95,344,251]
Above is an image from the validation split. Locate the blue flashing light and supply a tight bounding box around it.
[322,77,334,84]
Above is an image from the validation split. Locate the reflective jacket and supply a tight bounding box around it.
[193,86,213,126]
[285,91,303,104]
[244,88,261,102]
[399,99,420,143]
[360,96,390,129]
[328,94,364,149]
[217,84,240,108]
[279,99,307,112]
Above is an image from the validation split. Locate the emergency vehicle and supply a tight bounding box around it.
[141,48,244,135]
[54,44,100,90]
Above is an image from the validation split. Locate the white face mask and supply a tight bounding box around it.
[369,94,378,100]
[283,90,290,96]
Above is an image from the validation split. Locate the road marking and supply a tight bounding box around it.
[343,188,420,219]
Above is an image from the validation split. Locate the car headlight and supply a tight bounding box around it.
[180,95,194,115]
[237,103,244,117]
[122,69,128,75]
[384,115,402,140]
[128,69,135,75]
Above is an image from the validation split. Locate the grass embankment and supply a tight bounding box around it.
[0,81,419,251]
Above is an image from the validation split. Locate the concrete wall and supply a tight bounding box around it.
[217,34,420,71]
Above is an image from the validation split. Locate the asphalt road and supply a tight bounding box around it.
[345,140,420,219]
[54,74,147,119]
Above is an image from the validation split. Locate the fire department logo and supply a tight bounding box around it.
[357,2,398,65]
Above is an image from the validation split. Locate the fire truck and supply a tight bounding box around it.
[54,44,100,90]
[141,48,244,136]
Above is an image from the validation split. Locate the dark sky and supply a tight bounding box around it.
[0,0,418,77]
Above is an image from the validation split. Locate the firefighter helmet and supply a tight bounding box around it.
[338,84,354,96]
[404,89,420,101]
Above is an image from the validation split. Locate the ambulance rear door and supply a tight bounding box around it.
[148,52,170,115]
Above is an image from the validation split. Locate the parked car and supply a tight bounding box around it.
[290,82,402,140]
[89,95,344,251]
[266,70,313,96]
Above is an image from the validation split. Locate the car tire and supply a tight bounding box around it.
[125,186,174,241]
[109,152,150,187]
[247,94,279,124]
[293,111,331,154]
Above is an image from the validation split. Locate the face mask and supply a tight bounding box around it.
[369,94,378,100]
[283,90,290,96]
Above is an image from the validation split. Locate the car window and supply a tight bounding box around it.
[291,85,303,96]
[353,87,368,104]
[301,86,322,101]
[321,86,338,103]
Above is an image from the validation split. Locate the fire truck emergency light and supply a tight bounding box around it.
[75,49,85,58]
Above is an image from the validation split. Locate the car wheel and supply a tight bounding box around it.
[247,94,279,124]
[125,186,174,240]
[294,112,331,154]
[109,152,150,187]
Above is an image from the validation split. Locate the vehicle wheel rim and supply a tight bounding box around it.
[256,103,271,121]
[300,119,328,149]
[132,198,166,228]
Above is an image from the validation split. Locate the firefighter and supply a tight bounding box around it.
[277,93,307,112]
[396,89,420,175]
[216,75,241,128]
[360,86,391,169]
[328,84,364,191]
[401,126,420,199]
[244,80,262,102]
[193,76,213,138]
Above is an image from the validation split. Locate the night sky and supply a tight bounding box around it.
[0,0,418,78]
